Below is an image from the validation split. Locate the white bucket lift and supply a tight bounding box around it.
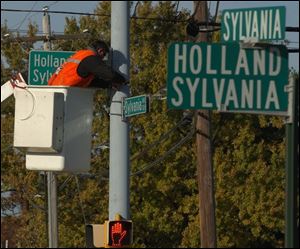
[13,86,95,172]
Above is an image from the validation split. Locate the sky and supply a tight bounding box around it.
[1,1,299,70]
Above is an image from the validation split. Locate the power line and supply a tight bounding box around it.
[2,8,187,23]
[213,1,220,23]
[131,128,195,177]
[208,1,212,14]
[1,8,110,17]
[84,111,194,178]
[6,29,65,34]
[2,7,299,38]
[1,33,90,43]
[58,175,73,191]
[48,1,60,8]
[75,176,87,225]
[175,1,180,15]
[12,1,38,31]
[23,1,60,21]
[131,1,140,18]
[130,113,193,162]
[2,8,299,32]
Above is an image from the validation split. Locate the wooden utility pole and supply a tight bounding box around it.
[193,1,217,248]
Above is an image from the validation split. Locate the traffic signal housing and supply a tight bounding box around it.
[85,224,107,248]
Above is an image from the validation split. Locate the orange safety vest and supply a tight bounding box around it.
[48,49,96,87]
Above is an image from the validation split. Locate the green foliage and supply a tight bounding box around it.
[213,114,286,248]
[1,1,296,248]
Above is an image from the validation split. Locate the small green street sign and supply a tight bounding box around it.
[167,42,289,113]
[123,95,149,118]
[28,50,75,85]
[221,6,286,42]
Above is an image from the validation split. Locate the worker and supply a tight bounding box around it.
[48,40,126,89]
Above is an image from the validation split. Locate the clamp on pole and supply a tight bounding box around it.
[284,74,295,124]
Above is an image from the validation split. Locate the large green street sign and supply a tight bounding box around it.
[167,42,289,113]
[221,6,286,42]
[28,50,75,85]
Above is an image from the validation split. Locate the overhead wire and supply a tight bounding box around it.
[75,176,87,225]
[174,1,180,19]
[89,108,194,179]
[0,7,199,24]
[130,113,193,162]
[128,86,191,163]
[130,127,195,177]
[48,1,60,8]
[2,8,298,34]
[131,1,140,18]
[11,1,38,31]
[58,175,73,191]
[2,7,299,44]
[208,1,211,16]
[7,29,65,34]
[1,8,110,17]
[213,1,220,24]
[21,1,61,25]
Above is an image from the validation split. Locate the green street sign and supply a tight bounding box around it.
[167,42,289,113]
[221,6,286,42]
[28,50,75,85]
[123,95,149,118]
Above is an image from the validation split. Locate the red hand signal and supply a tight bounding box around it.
[111,222,127,247]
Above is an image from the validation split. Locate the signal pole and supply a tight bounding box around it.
[193,1,217,248]
[43,6,58,248]
[109,1,130,221]
[285,74,299,248]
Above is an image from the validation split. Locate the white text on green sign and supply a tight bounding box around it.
[28,50,75,85]
[123,95,149,117]
[167,42,288,112]
[221,6,286,42]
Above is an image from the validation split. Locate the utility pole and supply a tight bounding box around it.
[109,2,130,220]
[43,7,51,51]
[43,6,58,248]
[193,1,217,248]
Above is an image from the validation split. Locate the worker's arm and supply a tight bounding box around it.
[88,78,111,88]
[77,55,126,87]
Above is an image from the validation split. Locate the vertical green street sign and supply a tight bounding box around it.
[221,6,286,42]
[123,95,150,118]
[167,42,289,114]
[28,50,75,85]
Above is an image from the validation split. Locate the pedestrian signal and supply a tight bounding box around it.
[107,220,133,247]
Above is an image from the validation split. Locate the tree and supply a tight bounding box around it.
[213,113,286,248]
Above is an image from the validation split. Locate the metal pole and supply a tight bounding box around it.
[47,172,58,248]
[43,7,58,248]
[109,1,130,221]
[285,74,298,248]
